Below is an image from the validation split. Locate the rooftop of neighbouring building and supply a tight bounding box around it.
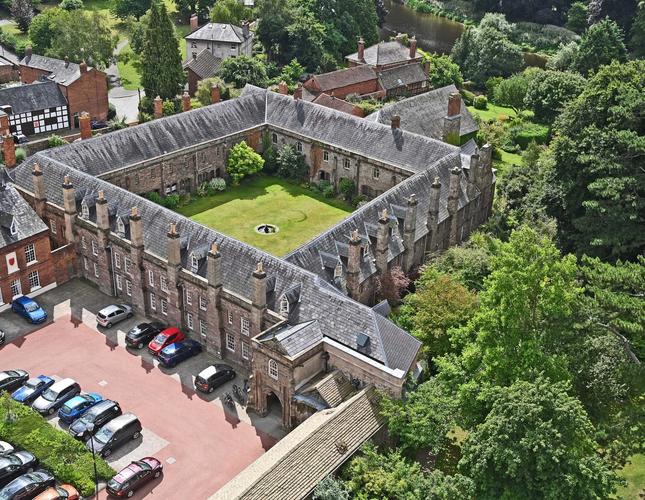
[0,176,47,249]
[304,65,377,93]
[345,40,422,67]
[311,93,362,116]
[19,53,97,86]
[186,22,251,43]
[377,63,428,90]
[0,81,67,115]
[183,49,223,79]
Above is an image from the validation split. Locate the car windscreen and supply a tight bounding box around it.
[97,312,107,319]
[61,401,75,413]
[42,387,61,401]
[94,426,114,444]
[153,333,167,344]
[24,303,39,312]
[106,478,124,491]
[195,376,207,385]
[24,378,42,389]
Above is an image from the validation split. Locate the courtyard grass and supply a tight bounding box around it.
[616,453,645,499]
[176,176,353,256]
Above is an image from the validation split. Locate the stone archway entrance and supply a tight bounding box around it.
[266,391,282,418]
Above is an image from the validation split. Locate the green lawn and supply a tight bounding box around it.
[617,454,645,499]
[467,104,534,122]
[176,176,353,256]
[116,43,142,90]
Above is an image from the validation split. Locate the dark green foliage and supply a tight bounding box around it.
[566,1,588,33]
[312,476,349,500]
[547,61,644,261]
[509,121,549,149]
[218,56,268,88]
[10,0,33,33]
[59,0,83,10]
[473,95,487,110]
[14,148,26,164]
[276,144,308,182]
[338,178,355,201]
[433,232,497,291]
[524,69,586,124]
[195,77,228,106]
[588,0,638,34]
[546,40,579,71]
[629,4,645,57]
[493,74,528,115]
[425,54,463,89]
[112,0,151,20]
[48,134,67,148]
[210,0,250,24]
[573,18,627,75]
[141,2,185,100]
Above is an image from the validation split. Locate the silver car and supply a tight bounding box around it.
[96,304,133,328]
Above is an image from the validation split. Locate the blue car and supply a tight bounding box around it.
[11,296,47,324]
[158,340,202,367]
[11,375,54,405]
[58,393,103,424]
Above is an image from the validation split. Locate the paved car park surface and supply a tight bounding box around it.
[0,280,284,499]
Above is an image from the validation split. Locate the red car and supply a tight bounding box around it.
[147,327,185,356]
[106,457,163,497]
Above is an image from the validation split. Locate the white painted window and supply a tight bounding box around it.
[93,263,99,278]
[9,218,16,235]
[241,317,250,336]
[10,279,21,298]
[24,243,36,264]
[148,269,155,287]
[160,275,168,292]
[227,310,233,324]
[124,257,132,275]
[116,218,125,237]
[91,240,98,256]
[323,151,329,162]
[199,295,207,310]
[49,219,56,234]
[186,290,192,306]
[161,299,168,315]
[150,293,157,311]
[279,296,289,316]
[187,312,194,330]
[226,332,236,351]
[343,158,350,170]
[268,359,278,379]
[200,320,207,336]
[81,236,87,250]
[242,341,250,360]
[190,254,199,273]
[114,252,121,269]
[27,270,40,291]
[115,274,123,290]
[126,280,132,296]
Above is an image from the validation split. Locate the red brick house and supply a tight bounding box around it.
[303,65,383,100]
[19,49,109,125]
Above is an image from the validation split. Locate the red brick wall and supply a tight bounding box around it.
[66,69,109,121]
[19,65,50,84]
[187,70,199,96]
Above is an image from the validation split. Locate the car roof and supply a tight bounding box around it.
[64,395,87,406]
[99,304,121,314]
[14,296,36,305]
[49,378,76,390]
[113,461,143,482]
[160,327,180,336]
[86,399,117,414]
[37,375,54,382]
[106,412,138,429]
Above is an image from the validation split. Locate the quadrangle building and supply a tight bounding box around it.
[4,84,495,436]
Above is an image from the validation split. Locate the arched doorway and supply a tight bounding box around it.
[266,391,282,418]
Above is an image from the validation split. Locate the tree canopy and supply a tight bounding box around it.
[218,55,268,88]
[573,18,628,75]
[524,69,586,124]
[210,0,250,24]
[112,0,151,20]
[227,141,264,185]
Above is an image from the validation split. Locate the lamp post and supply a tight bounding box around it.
[87,424,100,499]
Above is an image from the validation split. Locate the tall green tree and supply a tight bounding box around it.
[492,73,528,115]
[112,0,151,20]
[141,1,185,100]
[629,2,645,57]
[459,377,619,500]
[524,69,586,124]
[573,18,627,75]
[28,8,65,53]
[226,141,264,185]
[10,0,33,33]
[425,54,463,89]
[565,1,588,33]
[218,55,268,88]
[547,60,644,261]
[210,0,249,24]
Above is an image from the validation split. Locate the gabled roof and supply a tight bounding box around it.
[305,65,376,93]
[19,54,96,86]
[0,182,47,249]
[377,63,427,90]
[311,93,362,116]
[0,81,67,114]
[183,49,222,79]
[345,40,422,67]
[186,23,248,43]
[365,84,479,139]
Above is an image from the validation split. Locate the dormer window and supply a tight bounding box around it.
[9,218,16,236]
[116,218,125,237]
[279,295,289,317]
[334,262,342,279]
[190,254,199,273]
[81,202,89,219]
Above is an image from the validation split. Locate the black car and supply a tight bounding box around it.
[68,400,122,441]
[0,371,29,393]
[90,120,108,130]
[195,364,236,393]
[0,452,38,488]
[87,413,142,458]
[125,322,165,349]
[0,470,54,500]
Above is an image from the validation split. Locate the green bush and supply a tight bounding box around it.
[338,178,355,201]
[510,122,549,149]
[460,89,475,106]
[0,395,114,496]
[146,191,163,204]
[163,193,181,209]
[60,0,84,10]
[48,134,68,148]
[318,180,334,198]
[162,100,176,117]
[15,148,26,164]
[108,103,117,120]
[473,95,488,110]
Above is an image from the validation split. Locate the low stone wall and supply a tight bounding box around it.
[22,127,109,156]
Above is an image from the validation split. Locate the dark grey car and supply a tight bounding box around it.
[69,400,122,441]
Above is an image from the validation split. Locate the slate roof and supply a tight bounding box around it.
[0,181,47,249]
[365,84,479,139]
[345,40,421,67]
[377,63,427,90]
[0,81,67,115]
[210,386,383,500]
[0,45,19,65]
[305,65,376,93]
[10,157,421,373]
[186,23,248,43]
[311,94,361,116]
[183,49,222,79]
[19,54,92,86]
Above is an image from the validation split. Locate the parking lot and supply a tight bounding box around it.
[0,280,284,499]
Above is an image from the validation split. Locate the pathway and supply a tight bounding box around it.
[108,39,142,124]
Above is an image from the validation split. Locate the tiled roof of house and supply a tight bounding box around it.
[345,40,422,67]
[210,386,383,500]
[365,84,479,139]
[311,93,361,116]
[0,81,67,115]
[305,65,376,93]
[0,181,47,249]
[377,63,427,90]
[19,54,96,86]
[186,23,248,43]
[0,45,19,65]
[183,49,222,80]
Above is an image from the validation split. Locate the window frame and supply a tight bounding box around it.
[226,332,236,351]
[241,317,250,336]
[27,270,40,291]
[242,341,250,360]
[24,243,36,264]
[268,359,278,380]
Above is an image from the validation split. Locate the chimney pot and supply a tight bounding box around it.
[409,36,417,59]
[447,91,461,117]
[294,84,303,100]
[130,206,139,218]
[79,60,87,73]
[33,163,42,174]
[391,114,401,129]
[153,96,163,119]
[2,134,15,169]
[25,45,32,58]
[210,84,221,104]
[79,111,92,139]
[358,37,365,62]
[182,91,191,112]
[190,13,198,31]
[278,81,288,95]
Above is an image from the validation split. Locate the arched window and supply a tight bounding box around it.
[271,133,278,144]
[81,202,89,219]
[116,218,125,237]
[190,254,199,273]
[268,359,278,380]
[296,141,303,152]
[279,295,289,316]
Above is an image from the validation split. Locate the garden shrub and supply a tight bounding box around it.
[209,177,226,192]
[145,191,163,205]
[163,193,181,209]
[485,77,503,99]
[60,0,83,10]
[15,148,26,164]
[0,395,113,496]
[460,89,475,105]
[276,144,308,182]
[227,141,264,185]
[473,95,488,110]
[107,103,117,120]
[196,183,208,197]
[318,180,334,198]
[338,178,355,201]
[48,134,68,148]
[510,122,549,149]
[162,100,176,117]
[108,117,128,131]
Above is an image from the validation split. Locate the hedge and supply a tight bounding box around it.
[511,122,550,149]
[0,395,114,496]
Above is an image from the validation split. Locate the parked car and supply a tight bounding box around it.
[32,378,81,416]
[0,329,5,345]
[0,371,29,393]
[96,304,133,329]
[0,443,13,456]
[125,322,165,349]
[11,297,47,324]
[11,134,28,145]
[0,452,38,488]
[58,393,103,424]
[11,376,54,405]
[86,413,142,458]
[106,457,163,498]
[195,364,236,393]
[33,484,79,500]
[158,340,202,368]
[68,400,122,441]
[90,120,108,130]
[0,470,55,500]
[147,327,185,356]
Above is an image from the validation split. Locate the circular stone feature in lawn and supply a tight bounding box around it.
[255,223,279,235]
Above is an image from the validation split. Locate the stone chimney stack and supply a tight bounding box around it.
[182,91,191,112]
[346,229,362,300]
[25,45,32,60]
[402,194,418,272]
[205,242,223,355]
[358,37,365,62]
[190,13,198,31]
[442,92,462,145]
[79,112,92,139]
[62,175,76,243]
[447,167,462,246]
[375,209,389,276]
[167,223,181,268]
[409,36,417,59]
[2,134,15,169]
[32,163,46,217]
[242,20,250,39]
[426,176,441,253]
[207,242,222,289]
[251,262,267,336]
[278,81,288,95]
[467,152,480,199]
[128,206,146,312]
[294,84,303,100]
[210,84,221,104]
[79,60,88,73]
[64,55,69,67]
[95,190,110,232]
[480,143,492,169]
[153,96,163,119]
[391,115,401,129]
[0,111,9,136]
[129,206,143,249]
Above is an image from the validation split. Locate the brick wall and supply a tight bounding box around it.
[66,69,109,122]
